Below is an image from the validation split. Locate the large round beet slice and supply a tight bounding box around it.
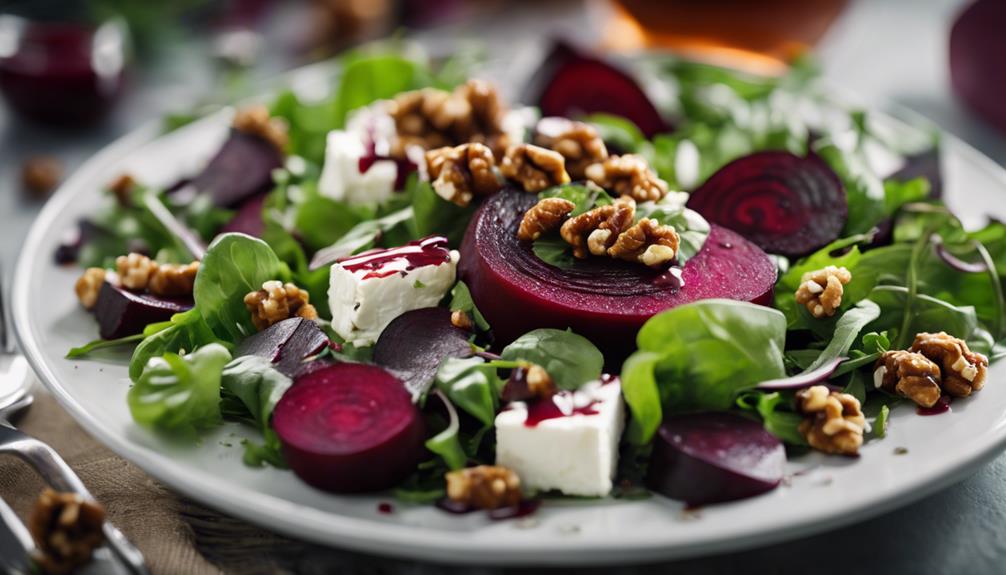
[687,151,846,257]
[646,413,785,506]
[526,41,670,138]
[459,189,776,360]
[273,363,426,493]
[93,281,193,339]
[373,307,473,399]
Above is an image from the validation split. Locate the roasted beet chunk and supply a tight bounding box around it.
[93,282,192,339]
[646,412,785,506]
[192,131,283,208]
[526,41,670,138]
[273,363,426,493]
[687,151,847,257]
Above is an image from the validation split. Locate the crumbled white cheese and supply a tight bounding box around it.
[318,130,397,205]
[495,380,625,497]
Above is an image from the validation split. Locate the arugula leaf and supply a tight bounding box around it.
[128,343,232,434]
[308,206,415,270]
[66,333,145,359]
[433,356,503,427]
[500,329,604,391]
[621,300,787,444]
[804,300,881,372]
[448,281,490,332]
[867,285,978,345]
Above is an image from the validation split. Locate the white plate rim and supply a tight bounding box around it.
[12,109,1006,566]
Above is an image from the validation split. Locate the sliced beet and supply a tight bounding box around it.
[887,147,942,200]
[93,281,193,339]
[646,412,785,506]
[220,193,267,238]
[234,317,329,378]
[686,151,846,257]
[459,189,776,361]
[191,130,283,208]
[526,41,670,138]
[372,307,473,399]
[273,363,426,493]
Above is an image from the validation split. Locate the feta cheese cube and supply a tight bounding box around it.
[328,237,458,346]
[318,130,397,205]
[495,379,625,497]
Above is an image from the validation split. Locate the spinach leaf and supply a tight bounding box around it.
[293,184,371,252]
[867,285,978,345]
[433,356,503,427]
[448,281,490,332]
[128,343,232,434]
[333,53,428,127]
[621,300,787,444]
[804,299,881,372]
[585,113,646,151]
[531,236,577,269]
[411,179,474,245]
[634,200,711,264]
[128,310,219,381]
[500,328,604,391]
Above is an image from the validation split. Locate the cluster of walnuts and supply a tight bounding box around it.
[876,332,988,407]
[74,253,200,310]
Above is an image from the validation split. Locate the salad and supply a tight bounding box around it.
[62,40,1004,513]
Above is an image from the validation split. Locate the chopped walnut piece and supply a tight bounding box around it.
[517,197,575,241]
[232,104,288,152]
[115,253,158,291]
[451,310,473,331]
[244,280,318,331]
[74,268,106,310]
[560,203,616,259]
[586,195,636,257]
[525,364,556,398]
[910,332,989,398]
[148,261,200,297]
[501,363,557,402]
[500,144,571,193]
[389,80,510,158]
[875,350,943,407]
[445,465,522,510]
[585,154,668,202]
[796,385,865,456]
[29,488,105,575]
[22,156,63,197]
[425,143,501,207]
[107,173,136,207]
[533,118,608,180]
[609,217,680,268]
[794,265,852,319]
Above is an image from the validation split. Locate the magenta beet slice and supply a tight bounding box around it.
[373,308,474,399]
[687,151,846,257]
[93,281,193,339]
[234,317,330,378]
[220,193,266,237]
[273,363,426,493]
[646,413,785,506]
[459,189,776,359]
[192,130,283,208]
[526,41,670,138]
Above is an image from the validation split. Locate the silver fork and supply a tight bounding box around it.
[0,265,148,574]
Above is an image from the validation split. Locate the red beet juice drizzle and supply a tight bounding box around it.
[917,395,952,416]
[338,236,451,279]
[523,393,599,427]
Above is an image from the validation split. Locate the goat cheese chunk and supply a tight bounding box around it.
[318,130,397,205]
[328,236,458,346]
[495,379,625,497]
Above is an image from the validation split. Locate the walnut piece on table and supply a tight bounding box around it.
[796,385,865,456]
[533,118,608,180]
[584,154,668,202]
[29,488,105,575]
[445,465,522,510]
[425,142,501,207]
[244,280,318,331]
[22,156,63,197]
[517,197,575,241]
[910,331,988,398]
[794,265,852,319]
[500,143,571,193]
[875,349,943,408]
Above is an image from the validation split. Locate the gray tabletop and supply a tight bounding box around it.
[2,0,1005,573]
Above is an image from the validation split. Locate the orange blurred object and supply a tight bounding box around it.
[606,0,849,74]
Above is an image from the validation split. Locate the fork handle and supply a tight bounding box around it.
[0,428,148,575]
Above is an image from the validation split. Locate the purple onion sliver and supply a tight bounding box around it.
[755,357,845,390]
[934,242,988,273]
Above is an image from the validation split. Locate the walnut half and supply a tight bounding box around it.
[517,197,575,241]
[500,144,571,193]
[244,280,318,331]
[74,268,106,310]
[794,265,852,319]
[796,385,865,456]
[533,118,608,180]
[875,350,943,408]
[426,143,501,207]
[608,217,680,268]
[29,488,105,575]
[585,154,668,202]
[910,332,988,398]
[445,465,522,510]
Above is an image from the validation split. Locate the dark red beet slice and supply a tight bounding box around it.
[191,130,283,208]
[372,308,474,399]
[220,193,267,237]
[687,151,847,257]
[646,413,785,506]
[234,317,329,378]
[459,189,776,361]
[273,363,426,493]
[526,41,670,138]
[887,147,943,200]
[950,0,1006,136]
[93,281,193,339]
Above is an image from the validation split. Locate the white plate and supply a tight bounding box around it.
[12,104,1006,566]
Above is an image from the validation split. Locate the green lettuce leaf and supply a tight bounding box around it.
[500,328,604,391]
